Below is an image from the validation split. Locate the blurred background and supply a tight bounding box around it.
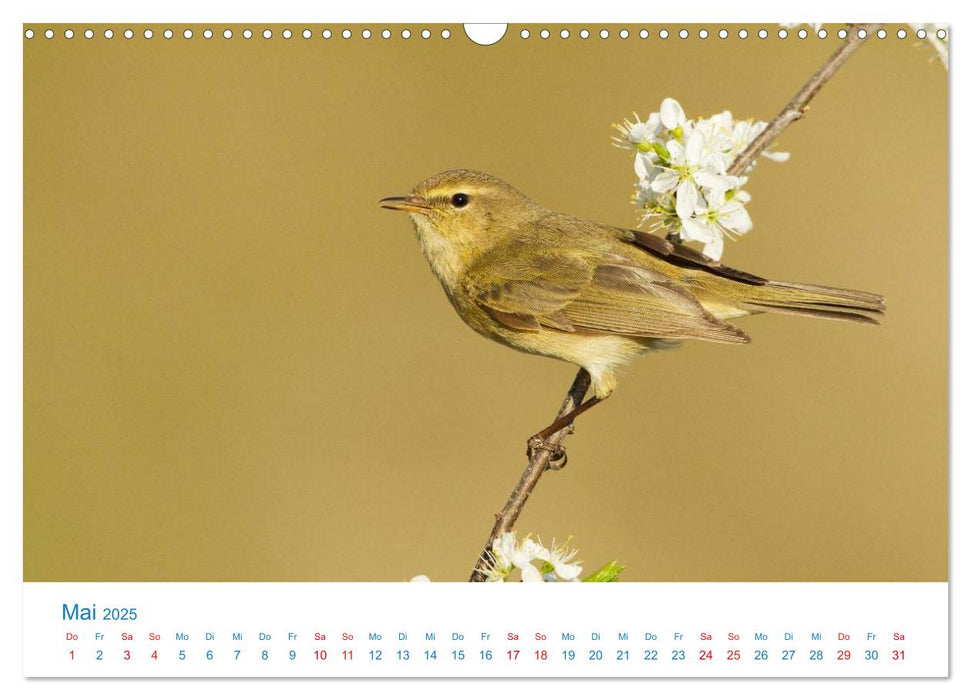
[24,24,947,581]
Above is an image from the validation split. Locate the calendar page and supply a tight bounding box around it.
[20,12,950,686]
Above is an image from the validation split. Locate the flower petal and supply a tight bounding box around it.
[719,203,753,234]
[553,562,583,580]
[694,169,731,192]
[680,217,714,243]
[666,139,685,162]
[675,179,699,220]
[634,152,657,180]
[650,170,679,193]
[520,564,544,582]
[660,98,685,129]
[685,129,705,163]
[703,233,725,260]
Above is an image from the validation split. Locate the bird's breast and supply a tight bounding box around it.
[410,214,469,291]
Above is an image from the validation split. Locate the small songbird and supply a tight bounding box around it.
[380,169,884,452]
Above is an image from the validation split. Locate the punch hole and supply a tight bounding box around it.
[163,29,173,39]
[25,28,34,39]
[223,29,232,39]
[441,29,451,39]
[599,29,609,39]
[937,29,946,39]
[659,29,669,39]
[65,29,74,39]
[877,29,886,39]
[698,29,708,39]
[242,29,252,39]
[799,29,808,39]
[778,28,788,39]
[420,29,430,39]
[105,29,114,39]
[857,28,868,39]
[561,29,570,39]
[203,29,213,39]
[363,29,373,39]
[464,24,506,46]
[718,29,728,39]
[916,28,926,39]
[758,29,767,39]
[619,29,629,39]
[837,28,848,39]
[520,29,529,39]
[302,29,311,39]
[124,29,133,39]
[401,29,411,39]
[581,29,591,39]
[282,29,292,39]
[322,29,332,39]
[383,29,392,39]
[817,29,828,39]
[638,29,648,39]
[679,29,689,39]
[738,29,748,39]
[144,29,153,39]
[540,29,550,39]
[896,29,907,39]
[342,29,352,39]
[184,29,193,39]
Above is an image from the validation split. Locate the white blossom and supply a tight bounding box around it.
[614,97,788,260]
[475,532,584,583]
[537,539,583,581]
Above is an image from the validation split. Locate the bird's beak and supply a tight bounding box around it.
[378,194,432,213]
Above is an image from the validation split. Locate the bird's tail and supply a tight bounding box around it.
[739,280,886,325]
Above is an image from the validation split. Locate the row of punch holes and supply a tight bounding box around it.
[23,25,946,44]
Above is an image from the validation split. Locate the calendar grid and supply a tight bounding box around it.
[23,582,947,678]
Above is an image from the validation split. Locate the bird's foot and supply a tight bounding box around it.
[527,436,568,471]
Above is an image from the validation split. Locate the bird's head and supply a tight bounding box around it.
[380,170,542,279]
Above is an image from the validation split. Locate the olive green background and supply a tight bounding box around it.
[24,24,947,582]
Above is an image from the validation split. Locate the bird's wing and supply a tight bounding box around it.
[470,250,750,343]
[470,251,589,332]
[612,227,768,286]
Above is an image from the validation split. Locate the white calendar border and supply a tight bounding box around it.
[5,0,964,697]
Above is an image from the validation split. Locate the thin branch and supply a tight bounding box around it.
[468,369,591,581]
[467,23,878,583]
[728,23,881,177]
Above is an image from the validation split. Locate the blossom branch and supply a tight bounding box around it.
[467,23,878,583]
[727,23,881,177]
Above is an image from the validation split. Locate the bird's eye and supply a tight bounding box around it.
[450,193,470,208]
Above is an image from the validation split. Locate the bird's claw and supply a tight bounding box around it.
[527,437,568,470]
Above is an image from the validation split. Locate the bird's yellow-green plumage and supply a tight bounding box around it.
[380,169,884,399]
